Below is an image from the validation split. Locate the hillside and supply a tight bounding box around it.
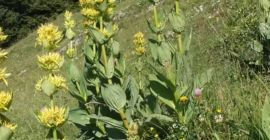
[0,0,267,139]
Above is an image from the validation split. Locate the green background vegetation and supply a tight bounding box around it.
[0,0,78,47]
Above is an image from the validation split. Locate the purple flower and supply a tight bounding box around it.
[194,88,202,97]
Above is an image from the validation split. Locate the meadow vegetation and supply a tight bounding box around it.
[0,0,269,140]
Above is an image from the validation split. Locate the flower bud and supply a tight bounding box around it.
[194,88,202,97]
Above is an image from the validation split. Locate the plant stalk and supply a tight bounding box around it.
[53,127,57,140]
[153,6,161,42]
[50,96,54,107]
[175,1,180,14]
[99,17,112,84]
[119,109,129,129]
[177,34,183,55]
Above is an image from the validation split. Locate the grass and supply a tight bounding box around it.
[0,0,267,139]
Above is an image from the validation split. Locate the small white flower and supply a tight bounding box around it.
[214,114,224,123]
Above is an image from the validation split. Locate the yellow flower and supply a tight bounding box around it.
[37,53,64,71]
[0,68,11,86]
[0,91,12,112]
[83,19,96,28]
[100,28,111,38]
[95,0,104,4]
[0,27,8,42]
[35,75,67,92]
[216,108,222,113]
[35,77,45,92]
[79,0,94,6]
[135,46,146,56]
[179,96,188,103]
[66,46,77,58]
[1,121,17,131]
[64,11,75,29]
[81,8,100,17]
[48,75,68,90]
[37,106,68,128]
[0,49,8,60]
[108,0,115,4]
[36,23,63,50]
[154,134,159,138]
[106,7,114,15]
[133,32,146,47]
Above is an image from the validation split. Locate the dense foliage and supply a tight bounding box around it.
[0,0,78,47]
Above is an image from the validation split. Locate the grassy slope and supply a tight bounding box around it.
[1,0,266,139]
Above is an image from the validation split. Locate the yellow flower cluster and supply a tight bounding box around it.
[133,32,146,47]
[0,68,11,86]
[37,106,68,128]
[0,49,8,60]
[66,46,77,58]
[179,96,188,103]
[135,47,146,56]
[35,75,68,92]
[1,121,17,131]
[133,32,146,56]
[64,11,75,29]
[0,91,12,112]
[79,0,104,6]
[81,7,100,18]
[216,108,222,113]
[36,23,63,50]
[0,27,8,42]
[80,0,115,20]
[37,53,64,71]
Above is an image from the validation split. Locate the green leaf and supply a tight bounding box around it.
[149,42,159,61]
[168,12,185,33]
[0,127,13,140]
[158,42,172,66]
[41,79,56,97]
[89,114,127,132]
[260,0,270,12]
[145,114,174,122]
[183,29,192,51]
[149,74,176,110]
[251,40,263,53]
[184,105,194,124]
[112,41,120,56]
[260,23,270,39]
[106,55,114,79]
[115,54,126,78]
[98,1,108,12]
[84,43,96,63]
[123,76,139,109]
[65,28,75,40]
[89,27,107,44]
[101,84,127,112]
[68,108,90,126]
[68,61,81,82]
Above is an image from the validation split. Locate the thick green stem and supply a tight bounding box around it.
[153,6,161,42]
[53,127,57,140]
[177,34,183,54]
[99,17,103,29]
[138,57,142,90]
[99,17,112,84]
[175,1,180,14]
[50,96,54,107]
[119,109,129,129]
